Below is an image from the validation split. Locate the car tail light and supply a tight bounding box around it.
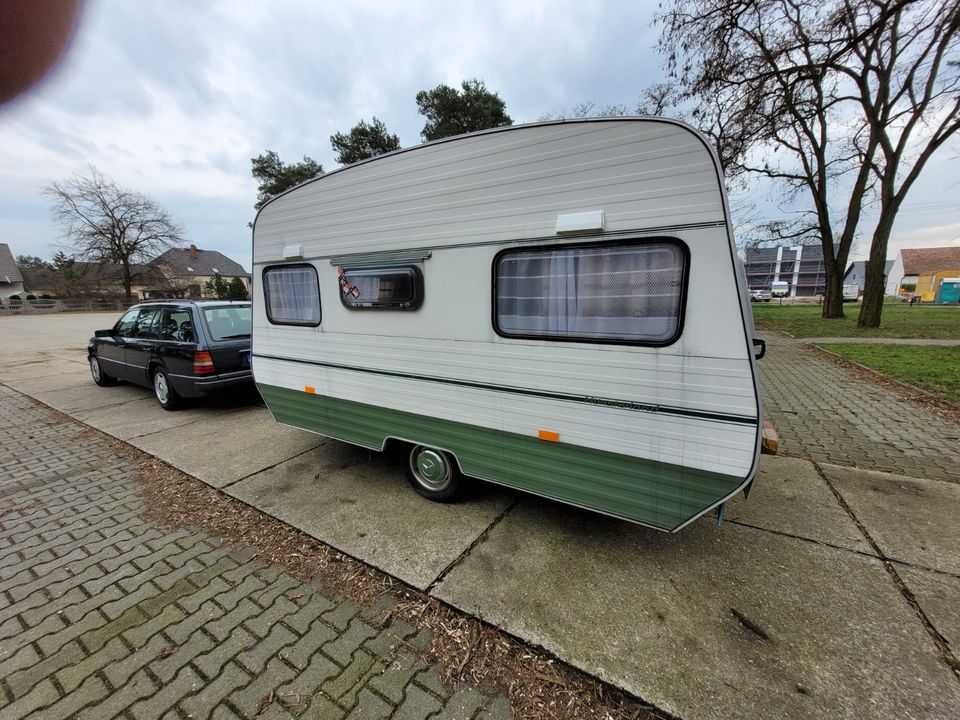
[193,350,216,376]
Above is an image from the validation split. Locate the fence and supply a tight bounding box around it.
[0,298,135,314]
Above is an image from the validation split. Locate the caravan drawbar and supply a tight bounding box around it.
[251,119,763,533]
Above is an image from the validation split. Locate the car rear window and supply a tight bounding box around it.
[202,306,251,341]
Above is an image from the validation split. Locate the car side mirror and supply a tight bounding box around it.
[95,329,113,337]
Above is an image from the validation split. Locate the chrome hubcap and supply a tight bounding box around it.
[154,373,168,403]
[90,357,100,382]
[411,446,451,491]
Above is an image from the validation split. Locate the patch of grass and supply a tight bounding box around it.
[817,344,960,404]
[752,302,960,339]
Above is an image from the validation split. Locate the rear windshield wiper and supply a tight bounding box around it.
[218,333,251,340]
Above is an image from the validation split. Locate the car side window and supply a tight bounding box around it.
[132,308,162,339]
[114,309,140,337]
[161,309,193,341]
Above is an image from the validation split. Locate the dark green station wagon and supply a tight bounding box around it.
[87,299,253,410]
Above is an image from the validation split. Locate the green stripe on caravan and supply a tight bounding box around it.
[258,384,743,532]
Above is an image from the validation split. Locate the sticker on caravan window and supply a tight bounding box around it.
[336,267,362,298]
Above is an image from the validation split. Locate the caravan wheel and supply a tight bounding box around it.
[404,444,462,502]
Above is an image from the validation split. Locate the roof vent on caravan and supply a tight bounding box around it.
[555,210,604,235]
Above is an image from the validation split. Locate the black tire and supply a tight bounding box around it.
[403,444,462,502]
[152,367,181,411]
[89,354,117,387]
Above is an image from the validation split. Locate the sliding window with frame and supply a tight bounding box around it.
[493,239,688,346]
[338,266,423,310]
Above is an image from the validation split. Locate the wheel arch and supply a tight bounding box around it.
[383,436,467,477]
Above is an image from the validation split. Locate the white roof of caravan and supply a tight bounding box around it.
[252,119,727,263]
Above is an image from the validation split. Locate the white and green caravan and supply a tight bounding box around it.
[251,119,763,533]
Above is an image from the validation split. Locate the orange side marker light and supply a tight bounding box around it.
[538,429,560,443]
[304,386,316,394]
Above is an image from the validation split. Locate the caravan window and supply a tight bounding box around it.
[338,266,423,310]
[263,265,321,326]
[494,240,687,345]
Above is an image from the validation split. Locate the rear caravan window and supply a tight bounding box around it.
[338,266,423,310]
[494,240,687,345]
[263,265,321,326]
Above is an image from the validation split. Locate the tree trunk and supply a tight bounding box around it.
[858,259,886,327]
[858,212,896,328]
[822,264,845,319]
[121,260,133,301]
[819,238,846,319]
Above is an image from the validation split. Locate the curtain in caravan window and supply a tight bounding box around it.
[495,242,685,343]
[263,266,321,325]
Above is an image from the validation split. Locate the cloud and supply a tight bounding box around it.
[0,0,955,275]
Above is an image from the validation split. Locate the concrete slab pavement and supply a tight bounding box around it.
[128,405,324,488]
[433,501,960,720]
[23,380,150,414]
[897,567,960,650]
[0,356,86,382]
[73,395,249,440]
[723,455,874,554]
[224,446,516,590]
[821,463,960,575]
[1,366,90,393]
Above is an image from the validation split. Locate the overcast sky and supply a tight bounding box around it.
[1,0,957,272]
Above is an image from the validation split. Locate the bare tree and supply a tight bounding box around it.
[541,93,771,250]
[44,168,184,300]
[635,83,681,118]
[538,101,631,121]
[154,271,193,299]
[656,0,960,323]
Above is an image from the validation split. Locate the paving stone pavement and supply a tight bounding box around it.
[0,385,513,720]
[758,333,960,482]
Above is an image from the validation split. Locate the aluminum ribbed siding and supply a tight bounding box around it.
[253,121,726,261]
[252,119,762,531]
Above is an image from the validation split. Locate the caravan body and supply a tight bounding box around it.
[251,119,762,532]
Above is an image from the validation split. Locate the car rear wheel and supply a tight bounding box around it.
[153,368,181,411]
[89,355,116,387]
[404,444,462,502]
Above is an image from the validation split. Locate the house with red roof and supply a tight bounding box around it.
[885,246,960,301]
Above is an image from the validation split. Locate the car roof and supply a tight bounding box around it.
[132,299,250,309]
